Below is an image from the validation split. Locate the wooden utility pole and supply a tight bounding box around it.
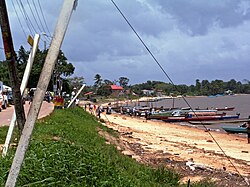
[0,0,26,132]
[5,0,78,186]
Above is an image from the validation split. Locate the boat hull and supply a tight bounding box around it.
[222,126,247,133]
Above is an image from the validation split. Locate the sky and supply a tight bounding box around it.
[1,0,250,86]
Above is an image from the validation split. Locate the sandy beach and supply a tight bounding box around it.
[99,111,250,186]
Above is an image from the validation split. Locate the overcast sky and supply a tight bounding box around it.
[1,0,250,86]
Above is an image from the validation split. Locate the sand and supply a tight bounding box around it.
[99,112,250,186]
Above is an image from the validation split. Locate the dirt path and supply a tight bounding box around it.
[101,113,250,186]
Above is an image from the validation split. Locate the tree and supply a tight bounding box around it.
[119,76,129,88]
[14,47,75,90]
[195,79,201,92]
[97,84,112,96]
[0,60,10,85]
[68,76,85,89]
[103,79,113,85]
[94,74,102,88]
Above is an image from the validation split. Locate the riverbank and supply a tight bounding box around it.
[0,108,181,186]
[101,111,250,186]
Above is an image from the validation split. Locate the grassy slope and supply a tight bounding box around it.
[0,108,215,187]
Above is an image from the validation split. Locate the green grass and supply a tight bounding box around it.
[0,107,215,186]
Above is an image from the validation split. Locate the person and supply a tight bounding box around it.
[96,106,101,119]
[89,104,93,114]
[71,89,76,99]
[240,122,247,128]
[29,88,34,104]
[75,98,79,106]
[145,110,148,122]
[45,91,51,103]
[246,121,250,144]
[0,91,3,112]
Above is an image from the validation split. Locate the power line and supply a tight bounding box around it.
[37,0,51,37]
[26,0,50,43]
[31,0,51,43]
[110,0,249,186]
[15,0,34,37]
[26,0,42,33]
[11,0,27,40]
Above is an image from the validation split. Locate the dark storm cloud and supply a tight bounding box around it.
[1,0,250,85]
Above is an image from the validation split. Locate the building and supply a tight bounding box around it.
[110,85,123,97]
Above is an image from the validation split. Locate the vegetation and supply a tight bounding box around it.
[83,74,250,99]
[0,46,75,93]
[131,79,250,97]
[0,108,190,186]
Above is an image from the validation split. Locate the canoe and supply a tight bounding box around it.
[222,126,247,134]
[215,106,235,111]
[162,115,240,123]
[189,118,250,125]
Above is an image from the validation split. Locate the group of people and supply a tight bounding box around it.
[85,103,112,119]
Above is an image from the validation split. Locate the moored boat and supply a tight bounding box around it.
[215,106,235,111]
[222,126,247,133]
[189,118,250,125]
[161,114,240,123]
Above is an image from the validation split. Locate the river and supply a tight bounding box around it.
[137,94,250,133]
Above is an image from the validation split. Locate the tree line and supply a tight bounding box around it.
[1,46,249,97]
[85,74,250,98]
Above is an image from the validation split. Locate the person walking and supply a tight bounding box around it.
[246,121,250,144]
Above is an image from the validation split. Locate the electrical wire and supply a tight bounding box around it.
[37,0,52,37]
[26,0,50,43]
[19,0,38,35]
[31,0,51,43]
[110,0,249,186]
[26,1,42,34]
[15,0,34,37]
[11,0,28,40]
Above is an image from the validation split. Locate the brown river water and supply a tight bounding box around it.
[137,94,250,133]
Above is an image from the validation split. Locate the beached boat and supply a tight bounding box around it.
[161,114,240,123]
[222,126,247,133]
[189,118,250,125]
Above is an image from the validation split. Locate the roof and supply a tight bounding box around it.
[84,91,93,96]
[110,85,123,90]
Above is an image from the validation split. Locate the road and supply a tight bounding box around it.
[0,101,54,127]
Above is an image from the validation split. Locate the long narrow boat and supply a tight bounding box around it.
[215,106,235,111]
[189,118,250,125]
[222,126,247,133]
[161,114,240,122]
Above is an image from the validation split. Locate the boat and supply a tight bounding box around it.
[222,126,247,134]
[161,114,240,123]
[189,118,250,125]
[215,106,235,111]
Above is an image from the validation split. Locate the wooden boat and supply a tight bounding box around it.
[162,114,240,123]
[222,126,247,133]
[189,118,250,125]
[215,106,235,111]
